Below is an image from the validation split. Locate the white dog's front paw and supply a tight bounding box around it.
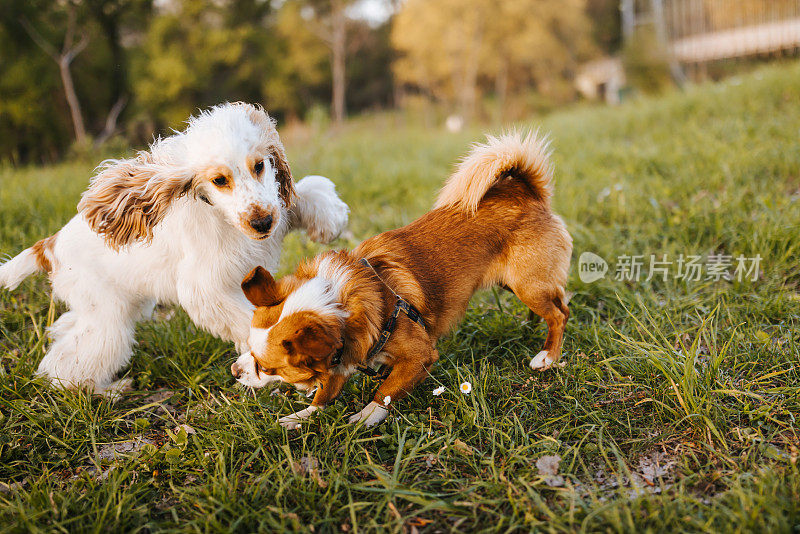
[294,175,349,244]
[97,377,134,401]
[279,406,319,429]
[529,350,563,371]
[308,205,349,244]
[347,401,389,427]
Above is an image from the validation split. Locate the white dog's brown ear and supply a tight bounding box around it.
[241,266,281,307]
[242,102,296,206]
[78,153,195,250]
[271,145,295,207]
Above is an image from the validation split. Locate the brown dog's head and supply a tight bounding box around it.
[232,266,346,389]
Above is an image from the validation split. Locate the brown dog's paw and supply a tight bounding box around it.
[279,406,319,429]
[347,402,388,427]
[529,350,565,371]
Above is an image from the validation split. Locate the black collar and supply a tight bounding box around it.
[330,258,426,376]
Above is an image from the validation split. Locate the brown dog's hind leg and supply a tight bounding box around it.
[514,290,569,371]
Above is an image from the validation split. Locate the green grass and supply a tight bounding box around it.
[2,62,800,532]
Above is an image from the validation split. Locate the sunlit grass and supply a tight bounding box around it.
[1,62,799,531]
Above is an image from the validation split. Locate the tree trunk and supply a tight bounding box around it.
[331,0,347,124]
[59,57,88,144]
[20,12,89,145]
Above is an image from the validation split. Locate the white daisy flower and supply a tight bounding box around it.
[432,386,446,396]
[459,382,472,394]
[383,395,391,406]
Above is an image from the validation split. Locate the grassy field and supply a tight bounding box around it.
[1,62,799,532]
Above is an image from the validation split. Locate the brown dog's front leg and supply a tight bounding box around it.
[348,330,438,427]
[312,372,348,407]
[373,352,438,405]
[278,373,348,430]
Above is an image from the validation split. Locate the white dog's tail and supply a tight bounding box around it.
[434,130,553,214]
[0,235,56,290]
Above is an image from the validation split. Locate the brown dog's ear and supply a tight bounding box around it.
[78,151,195,250]
[241,266,281,307]
[241,102,296,206]
[287,319,343,364]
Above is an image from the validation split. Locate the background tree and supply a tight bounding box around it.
[133,0,276,129]
[391,0,482,116]
[0,0,628,164]
[1,0,153,161]
[0,15,69,163]
[392,0,596,120]
[345,18,395,112]
[299,0,362,124]
[83,0,152,143]
[19,4,90,145]
[586,0,622,54]
[263,1,331,123]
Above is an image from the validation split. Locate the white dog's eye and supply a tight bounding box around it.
[254,160,264,175]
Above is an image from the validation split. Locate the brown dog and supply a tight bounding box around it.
[231,131,572,427]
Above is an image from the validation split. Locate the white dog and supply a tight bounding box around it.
[0,102,349,394]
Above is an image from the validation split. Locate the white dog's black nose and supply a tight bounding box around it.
[231,362,243,379]
[250,215,273,234]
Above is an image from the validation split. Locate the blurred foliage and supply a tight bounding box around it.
[0,27,67,164]
[0,0,151,163]
[622,26,674,95]
[0,0,619,163]
[0,0,394,163]
[391,0,597,119]
[262,1,331,122]
[132,0,274,128]
[586,0,622,53]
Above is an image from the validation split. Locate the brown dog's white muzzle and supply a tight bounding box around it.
[231,362,243,379]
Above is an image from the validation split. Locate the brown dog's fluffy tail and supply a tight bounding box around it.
[434,130,553,214]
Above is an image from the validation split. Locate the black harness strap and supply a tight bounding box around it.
[330,258,426,378]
